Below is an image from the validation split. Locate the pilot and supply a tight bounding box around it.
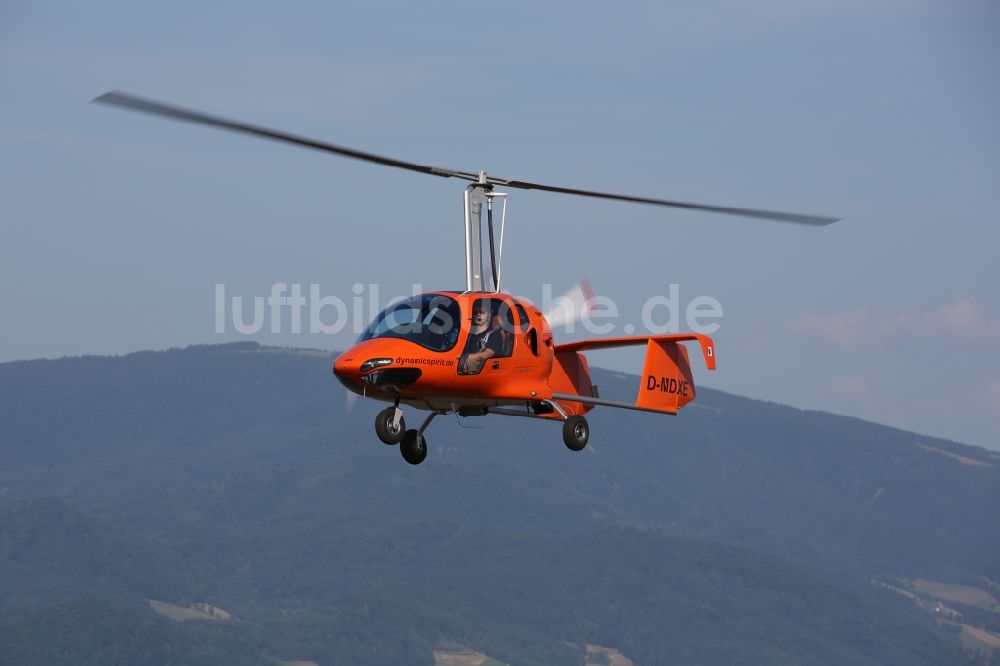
[459,301,503,375]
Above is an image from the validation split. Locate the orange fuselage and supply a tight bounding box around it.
[333,291,557,412]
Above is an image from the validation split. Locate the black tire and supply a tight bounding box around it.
[400,429,428,465]
[562,415,589,451]
[375,407,405,445]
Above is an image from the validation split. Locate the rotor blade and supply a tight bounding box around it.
[94,91,838,226]
[489,176,839,226]
[92,91,480,182]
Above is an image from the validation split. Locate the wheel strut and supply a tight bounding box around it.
[418,411,439,434]
[391,397,403,429]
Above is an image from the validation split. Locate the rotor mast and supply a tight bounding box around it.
[464,171,507,293]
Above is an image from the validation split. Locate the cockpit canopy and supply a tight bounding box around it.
[358,294,462,352]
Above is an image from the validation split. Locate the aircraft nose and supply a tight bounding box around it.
[333,353,366,395]
[333,353,358,379]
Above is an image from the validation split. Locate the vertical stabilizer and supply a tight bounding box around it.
[636,340,696,414]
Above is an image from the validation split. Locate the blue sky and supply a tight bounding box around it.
[2,1,998,449]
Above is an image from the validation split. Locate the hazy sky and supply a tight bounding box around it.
[2,1,998,449]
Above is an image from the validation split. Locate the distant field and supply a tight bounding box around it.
[148,600,233,622]
[911,579,1000,610]
[586,643,634,666]
[433,647,506,666]
[916,443,994,468]
[960,624,1000,657]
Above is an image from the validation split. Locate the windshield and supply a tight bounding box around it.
[358,294,462,352]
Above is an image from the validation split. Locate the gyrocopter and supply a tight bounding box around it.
[95,91,838,465]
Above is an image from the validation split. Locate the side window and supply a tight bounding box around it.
[513,299,539,355]
[513,301,531,332]
[458,298,514,375]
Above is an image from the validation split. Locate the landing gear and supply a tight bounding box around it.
[398,411,439,465]
[375,406,405,445]
[376,404,589,462]
[400,429,428,465]
[562,415,589,451]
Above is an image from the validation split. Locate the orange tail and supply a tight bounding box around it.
[636,339,696,414]
[550,334,715,416]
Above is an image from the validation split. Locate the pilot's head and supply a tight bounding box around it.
[472,301,490,325]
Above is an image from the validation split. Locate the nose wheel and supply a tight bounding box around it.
[375,406,406,445]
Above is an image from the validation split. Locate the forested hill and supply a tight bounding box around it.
[1,342,997,664]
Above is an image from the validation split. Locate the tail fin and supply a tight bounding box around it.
[636,339,696,413]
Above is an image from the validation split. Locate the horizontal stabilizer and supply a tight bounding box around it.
[554,334,715,370]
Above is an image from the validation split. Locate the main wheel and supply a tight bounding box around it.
[400,429,428,465]
[562,415,589,451]
[375,407,406,445]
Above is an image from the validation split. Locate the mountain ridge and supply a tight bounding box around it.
[1,341,996,664]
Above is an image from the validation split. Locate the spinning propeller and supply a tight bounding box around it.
[93,91,839,227]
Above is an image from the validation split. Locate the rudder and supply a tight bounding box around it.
[636,340,696,414]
